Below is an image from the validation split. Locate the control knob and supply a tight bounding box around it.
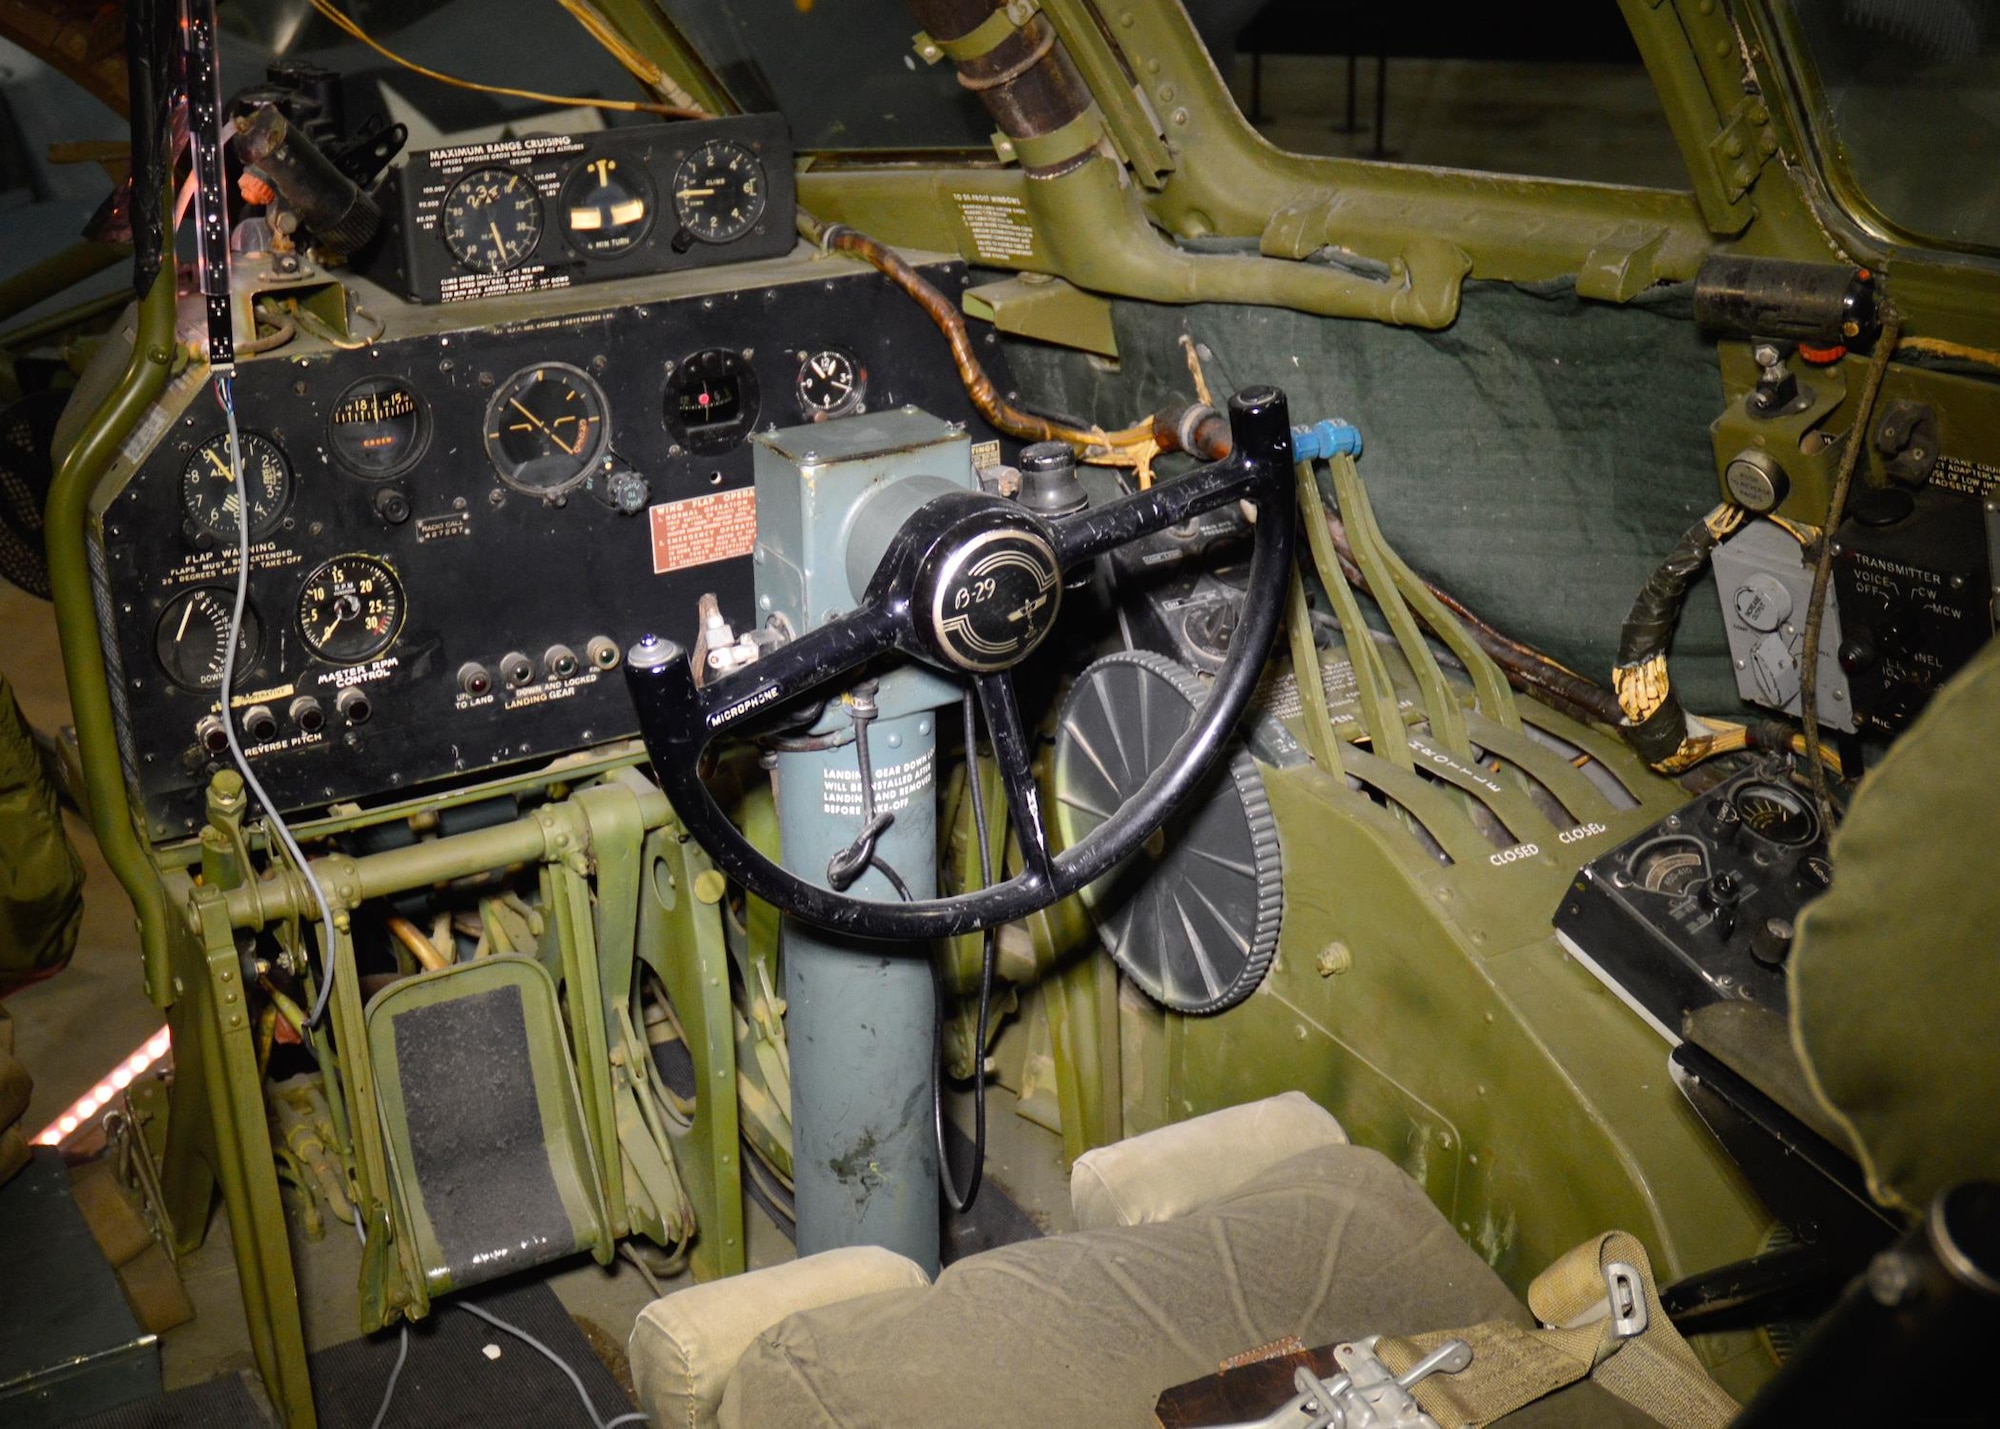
[1701,869,1742,940]
[1751,915,1795,967]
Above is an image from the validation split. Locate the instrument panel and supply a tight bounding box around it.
[373,113,795,304]
[91,251,1012,838]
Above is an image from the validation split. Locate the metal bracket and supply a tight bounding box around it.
[1560,1261,1652,1341]
[913,0,1040,68]
[1708,95,1779,204]
[1227,1335,1473,1429]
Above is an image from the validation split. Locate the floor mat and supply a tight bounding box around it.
[65,1372,264,1429]
[69,1279,634,1429]
[310,1280,631,1429]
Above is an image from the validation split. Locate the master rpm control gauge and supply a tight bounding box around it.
[182,431,291,541]
[796,348,866,419]
[664,349,760,456]
[155,587,260,692]
[329,376,428,477]
[484,363,610,495]
[671,140,766,244]
[441,168,544,274]
[297,554,405,664]
[561,156,653,255]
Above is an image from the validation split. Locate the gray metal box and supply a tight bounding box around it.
[750,409,975,722]
[1712,520,1856,732]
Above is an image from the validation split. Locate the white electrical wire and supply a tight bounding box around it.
[225,372,649,1429]
[216,372,342,1027]
[366,1322,411,1429]
[457,1301,651,1429]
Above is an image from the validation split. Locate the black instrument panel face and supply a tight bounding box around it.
[94,258,1012,837]
[1554,767,1833,1033]
[377,113,795,304]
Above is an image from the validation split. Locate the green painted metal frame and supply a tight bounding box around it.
[141,771,746,1422]
[45,267,179,1008]
[794,1,1770,326]
[633,807,748,1282]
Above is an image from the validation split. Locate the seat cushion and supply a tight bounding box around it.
[1069,1090,1347,1230]
[1790,634,2000,1211]
[632,1244,930,1429]
[720,1144,1662,1428]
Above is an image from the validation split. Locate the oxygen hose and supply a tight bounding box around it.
[795,208,1164,462]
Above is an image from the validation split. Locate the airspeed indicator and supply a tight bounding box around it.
[441,168,544,274]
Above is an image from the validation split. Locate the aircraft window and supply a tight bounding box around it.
[216,0,669,138]
[1762,0,2000,256]
[1219,12,1688,189]
[652,0,993,151]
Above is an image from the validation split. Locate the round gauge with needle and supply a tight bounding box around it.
[1627,835,1709,897]
[181,430,291,541]
[795,348,866,419]
[1732,780,1818,846]
[484,363,610,496]
[671,140,766,245]
[297,554,404,664]
[155,587,261,692]
[441,168,544,274]
[561,155,654,256]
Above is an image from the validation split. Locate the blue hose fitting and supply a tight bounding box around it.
[1290,419,1363,462]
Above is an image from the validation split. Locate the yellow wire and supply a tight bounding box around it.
[1898,335,2000,373]
[1763,513,1818,547]
[555,0,708,114]
[1790,733,1843,780]
[307,0,706,119]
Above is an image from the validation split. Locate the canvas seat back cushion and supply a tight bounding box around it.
[720,1144,1663,1429]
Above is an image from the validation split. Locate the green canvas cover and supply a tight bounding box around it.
[1790,634,2000,1212]
[1002,280,1743,716]
[0,674,82,996]
[721,1145,1663,1429]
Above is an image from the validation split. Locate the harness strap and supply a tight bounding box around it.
[1374,1232,1738,1429]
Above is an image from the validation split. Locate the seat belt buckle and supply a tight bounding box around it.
[1227,1333,1473,1429]
[1556,1260,1651,1341]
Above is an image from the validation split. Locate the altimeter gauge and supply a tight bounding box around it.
[181,431,291,541]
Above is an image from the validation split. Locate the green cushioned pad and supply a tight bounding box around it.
[1790,635,2000,1212]
[720,1144,1663,1428]
[1000,280,1746,717]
